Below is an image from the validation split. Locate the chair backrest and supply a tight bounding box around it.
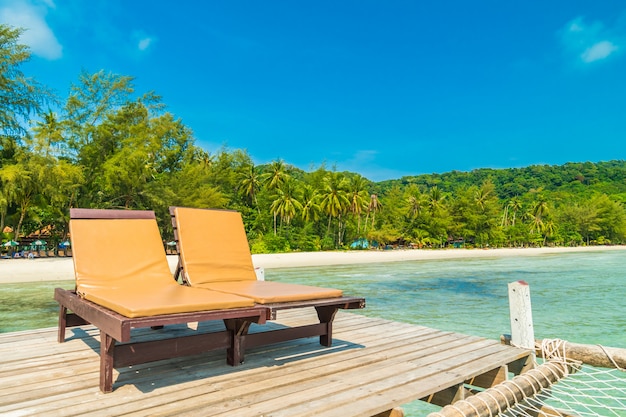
[70,208,173,293]
[170,206,257,285]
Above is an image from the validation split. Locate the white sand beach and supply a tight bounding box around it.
[1,245,624,284]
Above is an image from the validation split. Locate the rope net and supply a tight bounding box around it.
[429,339,626,417]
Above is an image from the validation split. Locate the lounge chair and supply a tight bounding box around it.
[55,208,269,393]
[169,206,365,360]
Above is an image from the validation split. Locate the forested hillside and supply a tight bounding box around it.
[2,24,626,254]
[377,161,626,200]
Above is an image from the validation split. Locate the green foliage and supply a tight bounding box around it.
[256,234,291,253]
[0,25,51,144]
[2,26,626,253]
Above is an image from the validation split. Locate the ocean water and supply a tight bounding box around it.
[1,249,624,415]
[269,249,626,348]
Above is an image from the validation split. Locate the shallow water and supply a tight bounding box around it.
[1,249,624,415]
[268,250,626,347]
[0,280,74,332]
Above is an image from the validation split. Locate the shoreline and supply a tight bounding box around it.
[1,245,624,284]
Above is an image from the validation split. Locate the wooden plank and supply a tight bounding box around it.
[0,311,531,417]
[258,343,524,417]
[22,325,447,416]
[145,338,505,416]
[0,316,420,412]
[10,326,452,416]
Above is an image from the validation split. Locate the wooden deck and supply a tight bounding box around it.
[0,310,532,417]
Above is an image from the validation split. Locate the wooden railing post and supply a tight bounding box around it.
[508,280,536,360]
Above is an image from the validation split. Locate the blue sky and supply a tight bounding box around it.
[2,0,626,181]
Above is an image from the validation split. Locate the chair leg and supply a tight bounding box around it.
[58,305,67,343]
[224,319,252,366]
[315,306,339,347]
[100,332,116,393]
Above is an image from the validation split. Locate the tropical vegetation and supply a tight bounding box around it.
[2,24,626,255]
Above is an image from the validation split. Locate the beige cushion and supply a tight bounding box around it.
[172,207,343,303]
[70,217,254,318]
[196,281,343,304]
[173,207,258,284]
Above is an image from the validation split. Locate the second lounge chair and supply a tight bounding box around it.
[169,206,365,358]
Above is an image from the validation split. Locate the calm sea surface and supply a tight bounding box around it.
[1,249,625,415]
[269,249,626,347]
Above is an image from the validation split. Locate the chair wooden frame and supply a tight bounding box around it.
[169,206,366,363]
[55,208,269,393]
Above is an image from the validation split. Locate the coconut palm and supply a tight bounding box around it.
[427,186,445,215]
[509,198,522,226]
[237,163,261,210]
[319,171,349,245]
[262,159,290,191]
[406,185,425,218]
[269,179,302,235]
[346,175,369,234]
[542,220,557,245]
[502,197,523,227]
[474,180,495,212]
[364,193,383,231]
[532,199,549,221]
[300,184,321,223]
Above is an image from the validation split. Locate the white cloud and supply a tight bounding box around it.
[138,37,153,51]
[131,30,156,54]
[568,21,584,33]
[560,16,622,65]
[0,0,62,60]
[581,41,619,63]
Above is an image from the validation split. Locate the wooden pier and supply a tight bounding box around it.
[0,310,532,417]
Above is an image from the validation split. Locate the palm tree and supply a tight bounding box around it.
[319,171,349,245]
[269,179,302,235]
[532,199,549,221]
[262,159,290,191]
[503,197,523,227]
[509,198,522,226]
[427,186,445,215]
[364,193,383,231]
[542,220,557,245]
[237,163,261,210]
[346,175,369,234]
[474,181,494,212]
[300,184,321,223]
[406,185,424,218]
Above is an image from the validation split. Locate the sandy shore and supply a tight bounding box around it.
[1,245,624,284]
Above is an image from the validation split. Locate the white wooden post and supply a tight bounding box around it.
[255,266,265,281]
[508,280,536,357]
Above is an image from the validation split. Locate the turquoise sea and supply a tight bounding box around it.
[1,249,625,415]
[270,249,626,348]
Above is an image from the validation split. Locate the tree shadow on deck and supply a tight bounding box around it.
[66,321,364,394]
